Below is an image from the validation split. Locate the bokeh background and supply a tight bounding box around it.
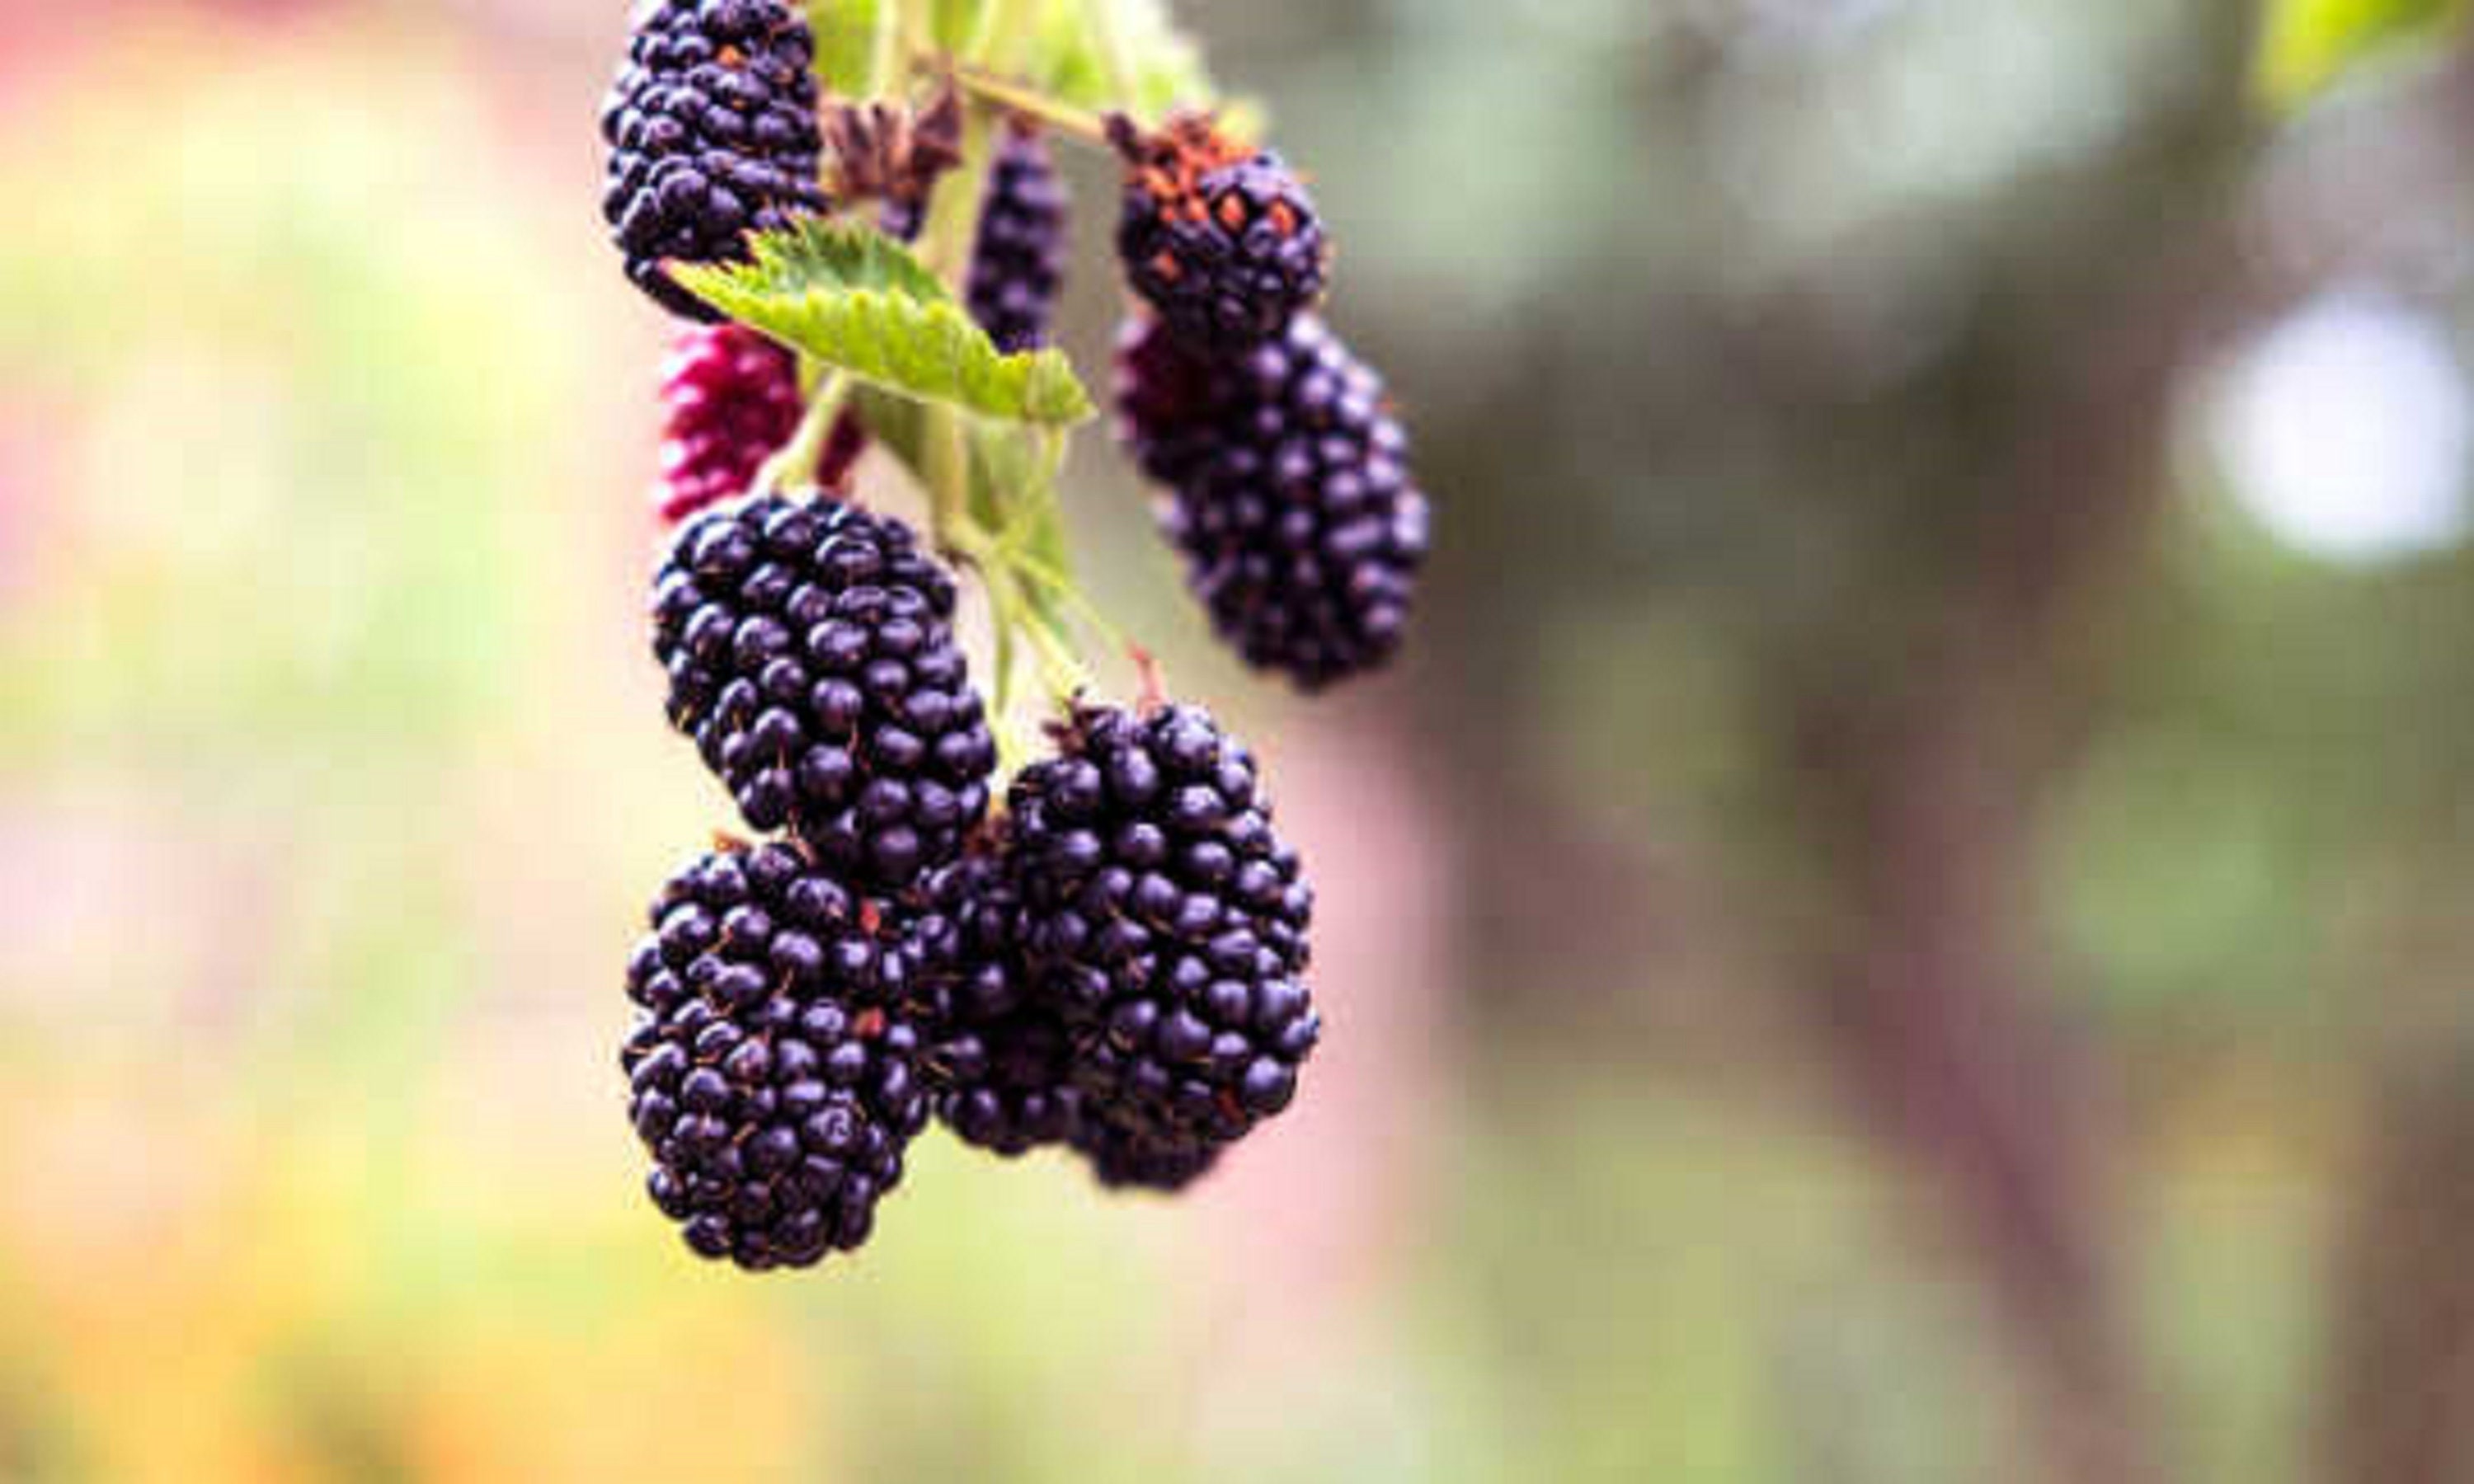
[7,0,2474,1479]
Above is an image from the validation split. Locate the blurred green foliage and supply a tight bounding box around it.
[2255,0,2471,107]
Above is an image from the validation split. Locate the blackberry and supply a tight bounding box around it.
[601,0,829,320]
[938,1009,1084,1155]
[1116,314,1431,691]
[650,493,999,891]
[910,843,1083,1156]
[1009,704,1319,1153]
[1072,1111,1220,1193]
[621,842,929,1270]
[1111,114,1327,354]
[967,124,1070,355]
[654,325,802,524]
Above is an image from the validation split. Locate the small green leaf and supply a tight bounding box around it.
[811,0,889,97]
[672,220,1095,426]
[2254,0,2472,110]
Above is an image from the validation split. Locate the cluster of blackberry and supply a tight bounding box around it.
[1117,315,1431,690]
[601,0,829,320]
[623,843,928,1268]
[629,475,1316,1266]
[651,493,999,890]
[1106,115,1429,691]
[913,703,1323,1186]
[1110,114,1327,353]
[627,486,995,1269]
[1008,704,1320,1167]
[621,667,1316,1266]
[596,2,1427,1274]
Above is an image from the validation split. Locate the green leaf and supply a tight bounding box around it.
[2254,0,2472,110]
[810,0,890,98]
[1023,0,1222,122]
[672,219,1095,426]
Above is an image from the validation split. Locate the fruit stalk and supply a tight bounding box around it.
[944,67,1112,147]
[750,369,852,498]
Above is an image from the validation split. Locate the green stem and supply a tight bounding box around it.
[750,369,852,498]
[1005,546,1128,652]
[948,516,1094,711]
[946,67,1113,147]
[920,404,974,551]
[1003,568,1093,703]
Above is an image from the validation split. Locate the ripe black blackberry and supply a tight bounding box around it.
[1009,703,1319,1153]
[622,842,929,1270]
[1111,114,1327,354]
[967,124,1070,355]
[600,0,830,320]
[1072,1111,1220,1193]
[909,842,1083,1156]
[936,1009,1084,1155]
[651,494,999,891]
[1116,314,1431,691]
[654,324,802,524]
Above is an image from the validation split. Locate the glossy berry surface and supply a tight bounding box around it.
[654,325,802,524]
[1009,704,1319,1153]
[621,842,929,1270]
[910,842,1083,1156]
[937,1007,1084,1156]
[1116,314,1431,691]
[600,0,829,320]
[651,494,998,892]
[1114,115,1326,354]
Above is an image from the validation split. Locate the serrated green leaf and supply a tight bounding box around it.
[1024,0,1221,121]
[672,220,1094,426]
[811,0,890,97]
[2254,0,2472,110]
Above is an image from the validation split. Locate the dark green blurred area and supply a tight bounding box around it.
[5,1,2474,1480]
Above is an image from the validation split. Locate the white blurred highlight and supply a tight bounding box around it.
[2209,288,2473,565]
